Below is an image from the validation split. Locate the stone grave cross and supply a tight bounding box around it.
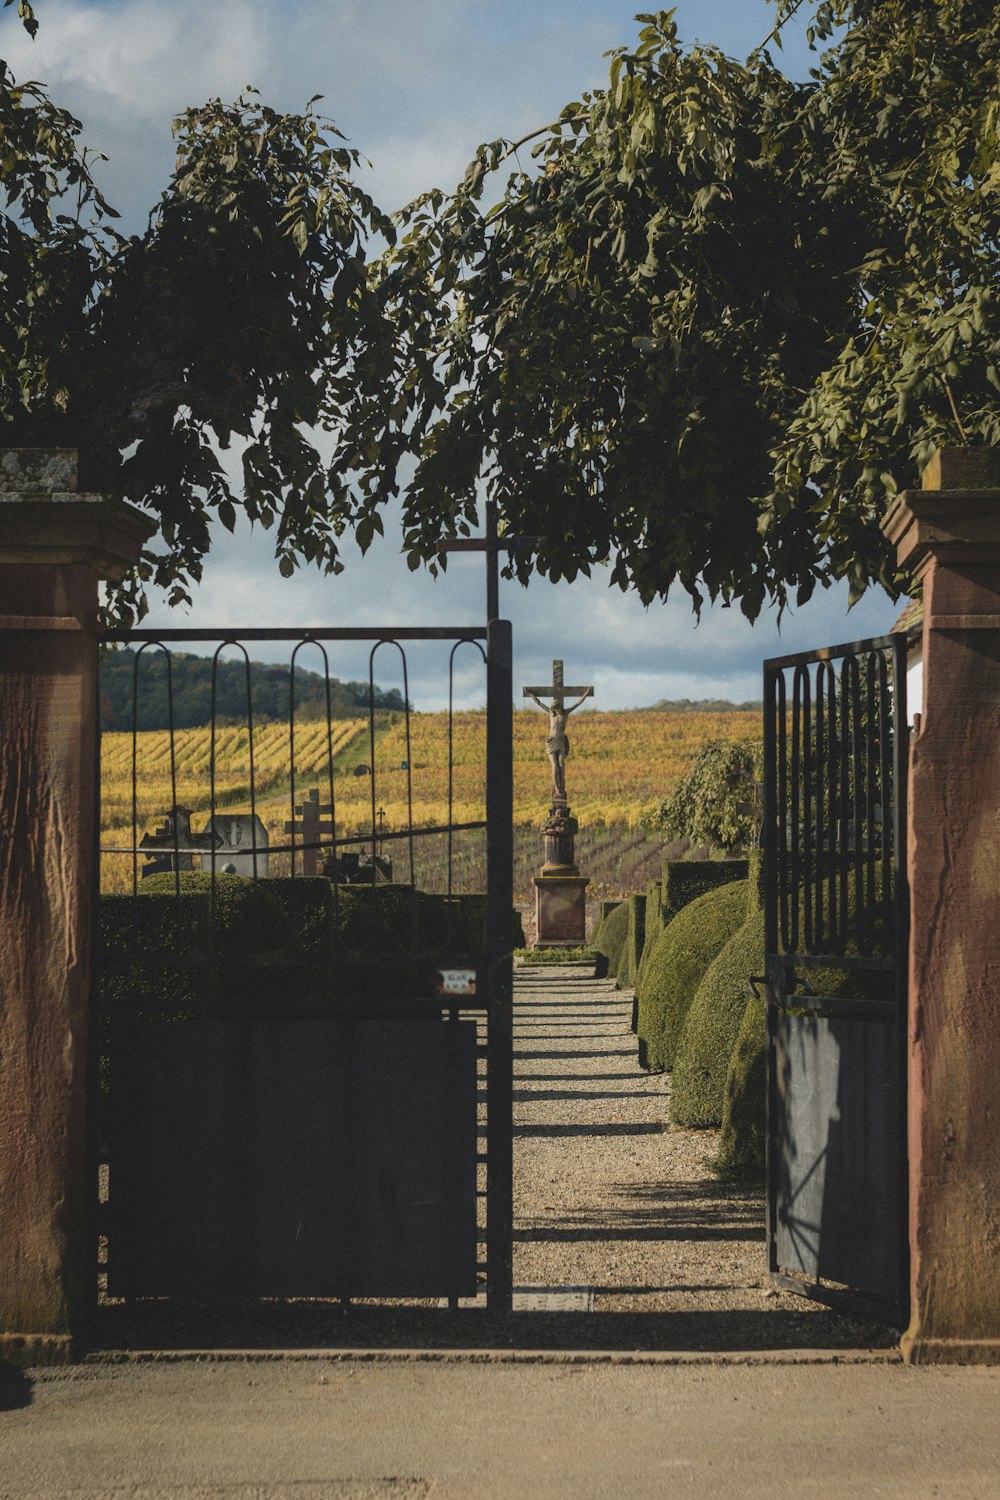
[284,787,335,876]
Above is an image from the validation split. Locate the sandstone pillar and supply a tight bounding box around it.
[0,449,152,1364]
[882,446,1000,1364]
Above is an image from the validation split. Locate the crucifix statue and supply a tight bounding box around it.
[522,660,593,803]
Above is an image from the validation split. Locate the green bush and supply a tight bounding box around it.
[711,991,768,1181]
[98,876,520,1021]
[671,908,765,1127]
[712,897,890,1181]
[635,879,749,1072]
[591,898,630,978]
[616,894,646,991]
[680,863,892,1143]
[661,858,749,918]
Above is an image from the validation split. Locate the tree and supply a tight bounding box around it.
[343,0,1000,618]
[649,737,764,853]
[1,0,395,621]
[4,2,998,624]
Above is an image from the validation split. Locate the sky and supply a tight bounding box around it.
[3,0,904,710]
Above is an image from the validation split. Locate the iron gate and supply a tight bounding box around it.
[90,622,513,1314]
[762,632,909,1324]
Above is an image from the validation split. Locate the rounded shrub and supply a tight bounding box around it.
[712,991,767,1181]
[616,894,646,992]
[670,907,765,1127]
[635,879,749,1073]
[591,898,629,978]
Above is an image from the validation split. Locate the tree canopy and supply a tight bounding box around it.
[1,0,395,620]
[354,0,999,618]
[2,0,998,622]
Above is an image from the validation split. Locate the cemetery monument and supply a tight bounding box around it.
[523,659,593,945]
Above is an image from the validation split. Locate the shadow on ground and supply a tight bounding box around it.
[86,1302,896,1354]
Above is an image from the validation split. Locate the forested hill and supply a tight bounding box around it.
[99,648,407,731]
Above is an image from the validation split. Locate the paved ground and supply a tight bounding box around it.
[4,1358,1000,1498]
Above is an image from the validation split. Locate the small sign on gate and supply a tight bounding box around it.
[435,968,477,997]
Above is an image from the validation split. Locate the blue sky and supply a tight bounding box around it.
[3,1,902,709]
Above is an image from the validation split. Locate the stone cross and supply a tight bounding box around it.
[139,806,222,877]
[522,659,593,803]
[284,787,335,876]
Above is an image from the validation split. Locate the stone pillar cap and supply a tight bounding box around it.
[882,446,1000,580]
[0,448,154,582]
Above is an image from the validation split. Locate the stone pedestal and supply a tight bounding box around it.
[881,446,1000,1365]
[533,799,589,946]
[0,449,153,1364]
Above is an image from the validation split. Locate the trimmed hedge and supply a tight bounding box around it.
[591,897,630,978]
[661,859,748,921]
[670,908,765,1127]
[633,880,663,1028]
[99,874,522,1019]
[616,893,646,992]
[635,879,749,1072]
[711,992,768,1181]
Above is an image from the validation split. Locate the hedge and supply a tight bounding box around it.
[616,893,646,992]
[712,882,891,1180]
[670,907,765,1127]
[635,879,749,1073]
[661,859,748,921]
[99,874,522,1019]
[591,898,630,978]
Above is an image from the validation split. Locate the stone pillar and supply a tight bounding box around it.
[533,799,589,947]
[882,446,1000,1364]
[0,449,153,1365]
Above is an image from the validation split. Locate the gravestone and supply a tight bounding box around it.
[205,813,269,877]
[139,806,221,877]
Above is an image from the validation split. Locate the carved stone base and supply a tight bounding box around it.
[534,873,589,948]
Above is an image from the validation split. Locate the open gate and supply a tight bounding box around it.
[762,633,909,1324]
[90,621,513,1316]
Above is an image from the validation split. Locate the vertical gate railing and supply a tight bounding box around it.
[762,631,909,1323]
[92,622,514,1316]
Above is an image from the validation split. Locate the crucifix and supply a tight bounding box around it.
[439,499,539,621]
[522,659,594,804]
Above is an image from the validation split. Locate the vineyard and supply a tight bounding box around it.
[100,708,760,895]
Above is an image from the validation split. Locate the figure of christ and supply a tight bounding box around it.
[522,661,594,802]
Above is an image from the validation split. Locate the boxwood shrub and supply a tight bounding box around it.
[616,893,646,992]
[670,907,765,1127]
[591,898,630,978]
[635,879,749,1073]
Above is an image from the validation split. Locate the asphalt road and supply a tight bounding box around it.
[4,1355,1000,1499]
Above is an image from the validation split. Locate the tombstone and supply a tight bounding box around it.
[205,813,270,877]
[139,806,221,878]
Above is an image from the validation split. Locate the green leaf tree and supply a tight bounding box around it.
[343,1,1000,617]
[1,3,395,621]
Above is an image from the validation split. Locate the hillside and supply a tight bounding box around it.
[100,707,760,897]
[99,647,407,731]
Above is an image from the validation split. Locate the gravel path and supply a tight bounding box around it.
[512,963,892,1343]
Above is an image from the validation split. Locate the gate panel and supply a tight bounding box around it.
[108,1019,478,1300]
[93,622,513,1316]
[763,632,909,1323]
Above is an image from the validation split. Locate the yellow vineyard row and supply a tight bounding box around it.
[100,710,759,888]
